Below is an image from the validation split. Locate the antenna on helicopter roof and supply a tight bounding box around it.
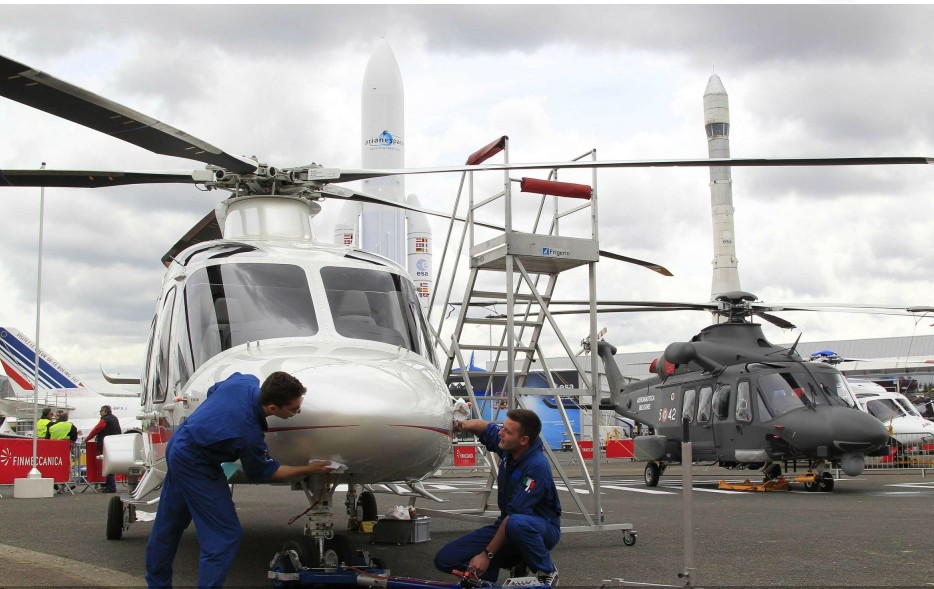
[787,332,803,359]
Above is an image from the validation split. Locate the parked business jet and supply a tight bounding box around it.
[0,326,141,434]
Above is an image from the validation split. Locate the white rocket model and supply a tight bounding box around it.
[334,39,432,309]
[704,73,741,298]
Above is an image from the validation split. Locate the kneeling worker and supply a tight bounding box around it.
[434,409,561,586]
[145,371,337,588]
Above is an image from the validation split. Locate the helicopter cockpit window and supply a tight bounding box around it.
[865,398,903,421]
[697,386,713,424]
[322,266,432,361]
[810,370,857,408]
[735,381,752,423]
[713,385,730,420]
[682,388,697,423]
[182,263,318,373]
[756,372,808,418]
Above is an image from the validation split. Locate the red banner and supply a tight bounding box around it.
[85,440,105,483]
[606,439,635,459]
[0,438,71,483]
[577,440,594,459]
[453,445,476,466]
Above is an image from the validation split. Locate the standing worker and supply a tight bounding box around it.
[48,410,78,443]
[36,407,54,439]
[84,405,122,492]
[434,409,561,587]
[145,371,337,589]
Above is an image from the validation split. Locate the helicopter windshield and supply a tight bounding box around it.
[321,266,433,361]
[864,398,907,421]
[181,263,318,372]
[755,371,812,418]
[810,371,858,408]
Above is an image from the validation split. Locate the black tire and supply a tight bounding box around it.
[322,534,358,568]
[106,495,124,540]
[370,556,388,570]
[281,537,318,568]
[357,491,378,522]
[763,463,782,482]
[644,463,661,487]
[623,531,637,546]
[818,472,835,492]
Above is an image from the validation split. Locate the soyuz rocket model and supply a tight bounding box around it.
[704,73,741,299]
[334,39,433,309]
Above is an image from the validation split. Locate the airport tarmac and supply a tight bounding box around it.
[1,461,933,587]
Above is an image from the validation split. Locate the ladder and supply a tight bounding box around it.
[421,136,632,536]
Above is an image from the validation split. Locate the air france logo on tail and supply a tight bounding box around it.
[521,475,537,493]
[0,327,84,391]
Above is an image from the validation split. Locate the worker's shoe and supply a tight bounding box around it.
[509,561,528,578]
[536,569,558,587]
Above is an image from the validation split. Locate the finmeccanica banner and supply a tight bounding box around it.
[0,438,71,483]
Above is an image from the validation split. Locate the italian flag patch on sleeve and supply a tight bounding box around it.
[521,476,537,492]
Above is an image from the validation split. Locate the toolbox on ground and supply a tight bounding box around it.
[370,517,431,545]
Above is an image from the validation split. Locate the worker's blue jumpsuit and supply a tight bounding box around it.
[145,373,279,589]
[434,423,561,581]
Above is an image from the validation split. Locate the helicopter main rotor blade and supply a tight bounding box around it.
[320,185,672,276]
[754,311,797,330]
[323,156,933,183]
[0,54,257,175]
[0,168,214,188]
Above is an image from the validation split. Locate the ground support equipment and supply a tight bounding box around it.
[268,548,553,587]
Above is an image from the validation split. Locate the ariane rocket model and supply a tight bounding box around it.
[704,73,741,298]
[334,39,432,309]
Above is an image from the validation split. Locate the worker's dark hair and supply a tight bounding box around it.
[506,408,542,444]
[100,405,112,415]
[40,408,53,419]
[260,371,306,407]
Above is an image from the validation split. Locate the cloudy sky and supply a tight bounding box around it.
[2,5,933,392]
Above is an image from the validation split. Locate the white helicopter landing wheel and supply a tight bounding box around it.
[644,463,661,487]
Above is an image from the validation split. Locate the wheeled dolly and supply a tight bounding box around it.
[268,545,555,587]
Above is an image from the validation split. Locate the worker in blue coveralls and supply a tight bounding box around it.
[434,409,561,587]
[145,371,337,589]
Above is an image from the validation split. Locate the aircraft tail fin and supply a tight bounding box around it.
[0,327,85,393]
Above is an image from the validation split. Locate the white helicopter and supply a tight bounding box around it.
[1,53,930,567]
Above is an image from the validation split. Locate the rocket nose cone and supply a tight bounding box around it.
[704,73,726,96]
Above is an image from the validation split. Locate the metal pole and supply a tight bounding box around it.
[680,418,695,587]
[28,164,46,479]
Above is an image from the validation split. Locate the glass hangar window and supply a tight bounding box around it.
[182,263,318,373]
[321,266,433,361]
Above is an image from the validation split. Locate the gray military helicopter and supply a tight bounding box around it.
[583,291,892,491]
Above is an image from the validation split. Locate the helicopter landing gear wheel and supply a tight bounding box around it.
[622,530,637,546]
[763,463,782,482]
[321,534,358,568]
[644,463,661,487]
[818,472,835,492]
[106,495,124,540]
[280,537,317,569]
[357,490,378,522]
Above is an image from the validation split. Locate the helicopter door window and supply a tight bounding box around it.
[681,388,696,423]
[153,287,177,404]
[141,316,157,406]
[697,386,713,424]
[735,381,752,423]
[712,385,730,421]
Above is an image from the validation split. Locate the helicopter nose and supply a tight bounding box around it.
[828,406,889,452]
[776,406,888,455]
